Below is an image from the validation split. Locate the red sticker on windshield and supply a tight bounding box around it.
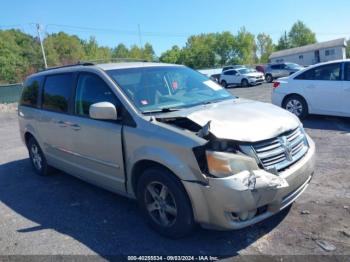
[141,100,148,105]
[172,81,178,90]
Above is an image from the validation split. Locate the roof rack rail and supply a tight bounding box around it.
[80,58,150,64]
[41,61,95,72]
[40,58,153,72]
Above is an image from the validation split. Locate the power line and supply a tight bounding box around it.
[1,23,350,39]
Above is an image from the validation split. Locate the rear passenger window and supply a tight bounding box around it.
[224,70,234,75]
[345,63,350,81]
[42,74,74,113]
[20,77,42,107]
[295,63,341,81]
[75,73,120,117]
[271,65,281,70]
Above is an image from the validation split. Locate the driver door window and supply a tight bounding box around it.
[75,73,120,117]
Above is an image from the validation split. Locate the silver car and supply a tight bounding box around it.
[265,63,304,82]
[18,62,315,238]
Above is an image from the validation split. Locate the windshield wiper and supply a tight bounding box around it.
[142,107,180,114]
[201,97,232,105]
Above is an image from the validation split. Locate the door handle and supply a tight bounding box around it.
[70,123,81,131]
[55,120,67,127]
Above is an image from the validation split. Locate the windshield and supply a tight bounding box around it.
[286,63,303,69]
[107,66,234,113]
[238,68,256,74]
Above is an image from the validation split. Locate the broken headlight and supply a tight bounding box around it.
[206,150,259,178]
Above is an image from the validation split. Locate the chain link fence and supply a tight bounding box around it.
[0,84,23,103]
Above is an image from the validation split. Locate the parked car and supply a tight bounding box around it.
[265,63,304,83]
[220,67,265,87]
[222,65,244,72]
[272,59,350,119]
[19,62,315,238]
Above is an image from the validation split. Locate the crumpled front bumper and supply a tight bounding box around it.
[183,137,315,230]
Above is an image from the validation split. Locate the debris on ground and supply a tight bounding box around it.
[340,230,350,238]
[300,210,310,215]
[315,240,336,252]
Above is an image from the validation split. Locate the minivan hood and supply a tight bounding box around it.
[157,99,300,142]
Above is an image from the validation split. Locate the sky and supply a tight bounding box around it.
[1,0,350,56]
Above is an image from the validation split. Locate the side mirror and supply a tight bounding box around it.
[89,102,118,120]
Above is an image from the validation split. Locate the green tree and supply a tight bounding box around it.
[143,42,155,61]
[44,32,85,66]
[82,37,99,60]
[0,29,42,83]
[256,33,274,63]
[214,31,235,66]
[181,33,217,69]
[112,43,129,58]
[275,31,290,51]
[128,45,143,59]
[159,45,182,64]
[346,39,350,58]
[234,27,257,65]
[288,21,316,48]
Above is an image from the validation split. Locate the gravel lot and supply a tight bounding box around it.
[0,83,349,258]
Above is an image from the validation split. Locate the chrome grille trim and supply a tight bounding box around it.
[241,127,309,173]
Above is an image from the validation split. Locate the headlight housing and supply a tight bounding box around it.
[206,150,259,178]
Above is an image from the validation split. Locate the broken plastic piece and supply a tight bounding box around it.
[197,120,211,138]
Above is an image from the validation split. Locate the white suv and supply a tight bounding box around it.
[220,68,265,88]
[272,60,350,119]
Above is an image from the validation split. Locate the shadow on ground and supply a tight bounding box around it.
[302,115,350,133]
[0,158,290,257]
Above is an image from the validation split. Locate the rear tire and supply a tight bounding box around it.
[265,74,273,83]
[136,167,195,238]
[220,80,227,88]
[27,137,53,176]
[283,95,308,119]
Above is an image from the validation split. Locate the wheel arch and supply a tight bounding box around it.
[24,131,35,147]
[131,160,182,197]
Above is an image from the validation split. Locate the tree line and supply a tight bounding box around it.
[0,20,349,84]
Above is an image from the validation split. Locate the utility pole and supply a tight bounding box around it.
[36,24,48,69]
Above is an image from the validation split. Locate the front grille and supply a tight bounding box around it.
[242,127,309,172]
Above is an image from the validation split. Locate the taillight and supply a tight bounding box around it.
[273,82,280,88]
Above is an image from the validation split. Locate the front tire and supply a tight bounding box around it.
[241,79,249,87]
[27,137,53,176]
[283,95,308,119]
[136,167,195,238]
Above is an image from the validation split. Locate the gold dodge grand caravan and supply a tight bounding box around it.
[18,62,315,238]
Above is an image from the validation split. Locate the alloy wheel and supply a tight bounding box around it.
[30,143,42,171]
[286,99,303,116]
[144,181,177,227]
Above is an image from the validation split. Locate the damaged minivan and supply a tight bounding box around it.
[18,62,315,238]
